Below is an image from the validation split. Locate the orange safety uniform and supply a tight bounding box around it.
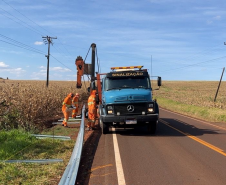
[62,93,74,127]
[87,90,97,129]
[72,93,79,118]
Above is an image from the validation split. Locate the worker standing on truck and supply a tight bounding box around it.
[87,90,97,130]
[62,93,75,127]
[72,93,80,118]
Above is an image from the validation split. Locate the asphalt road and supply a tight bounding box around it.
[87,108,226,185]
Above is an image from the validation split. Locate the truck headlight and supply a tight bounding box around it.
[148,108,154,113]
[147,103,154,113]
[107,105,114,114]
[108,110,113,114]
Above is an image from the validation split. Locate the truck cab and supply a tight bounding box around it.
[98,66,161,134]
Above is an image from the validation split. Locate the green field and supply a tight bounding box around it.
[0,126,78,185]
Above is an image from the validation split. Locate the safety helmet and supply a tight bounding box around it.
[69,93,74,98]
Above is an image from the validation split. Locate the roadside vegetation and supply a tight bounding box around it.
[0,79,87,184]
[0,126,78,185]
[152,81,226,123]
[0,79,89,131]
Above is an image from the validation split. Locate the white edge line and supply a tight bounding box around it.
[112,128,126,185]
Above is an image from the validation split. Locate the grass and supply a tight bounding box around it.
[0,126,79,185]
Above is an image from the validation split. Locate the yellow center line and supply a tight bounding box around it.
[160,119,226,157]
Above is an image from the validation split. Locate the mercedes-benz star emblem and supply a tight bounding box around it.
[127,105,134,112]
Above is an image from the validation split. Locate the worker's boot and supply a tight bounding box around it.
[62,120,68,127]
[62,120,66,126]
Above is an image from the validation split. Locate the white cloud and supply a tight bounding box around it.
[0,62,8,68]
[0,67,25,75]
[34,41,44,45]
[207,15,221,24]
[51,67,71,72]
[213,15,221,20]
[31,71,46,79]
[38,66,71,73]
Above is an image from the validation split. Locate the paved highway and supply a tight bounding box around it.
[86,108,226,185]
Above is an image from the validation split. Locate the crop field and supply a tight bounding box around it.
[152,80,226,122]
[0,79,89,131]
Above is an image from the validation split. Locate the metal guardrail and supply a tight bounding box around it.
[31,134,71,140]
[58,105,85,185]
[2,159,63,163]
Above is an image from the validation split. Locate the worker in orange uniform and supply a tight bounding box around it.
[72,93,80,118]
[87,90,97,130]
[62,93,75,127]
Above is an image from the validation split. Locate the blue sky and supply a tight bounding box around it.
[1,0,226,81]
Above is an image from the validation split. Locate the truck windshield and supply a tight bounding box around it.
[105,77,151,91]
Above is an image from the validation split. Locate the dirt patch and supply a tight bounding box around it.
[75,127,102,185]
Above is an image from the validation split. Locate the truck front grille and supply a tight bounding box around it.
[114,103,146,115]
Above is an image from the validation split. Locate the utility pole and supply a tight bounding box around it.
[42,36,57,87]
[91,43,96,82]
[214,67,225,102]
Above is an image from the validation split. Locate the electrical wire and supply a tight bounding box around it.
[0,39,45,55]
[1,0,79,66]
[0,7,44,36]
[1,0,49,36]
[83,46,91,63]
[0,34,45,54]
[158,56,226,73]
[50,54,77,73]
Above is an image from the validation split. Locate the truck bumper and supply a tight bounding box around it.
[101,114,159,123]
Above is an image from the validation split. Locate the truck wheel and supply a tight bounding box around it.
[102,122,109,134]
[100,118,108,134]
[147,121,157,134]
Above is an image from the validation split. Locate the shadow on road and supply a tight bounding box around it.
[105,118,222,137]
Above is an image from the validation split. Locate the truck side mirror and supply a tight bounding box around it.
[157,77,162,87]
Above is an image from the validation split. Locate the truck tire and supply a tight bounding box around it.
[102,122,109,134]
[147,121,157,134]
[100,117,109,134]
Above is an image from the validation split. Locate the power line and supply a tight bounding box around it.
[0,7,43,36]
[50,54,76,73]
[1,0,75,62]
[158,56,226,73]
[1,0,49,36]
[0,39,45,55]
